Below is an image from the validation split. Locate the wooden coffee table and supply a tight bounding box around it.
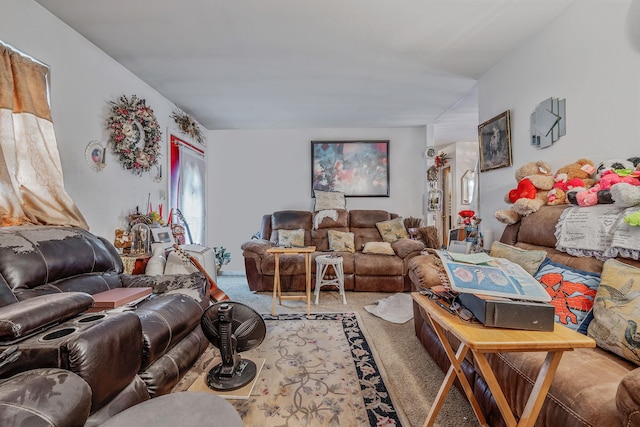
[267,246,315,315]
[412,292,596,427]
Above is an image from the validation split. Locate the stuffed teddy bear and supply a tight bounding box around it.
[547,158,597,205]
[495,161,555,225]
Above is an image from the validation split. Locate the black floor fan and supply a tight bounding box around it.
[200,301,266,391]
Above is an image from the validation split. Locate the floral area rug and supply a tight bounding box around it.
[175,312,403,427]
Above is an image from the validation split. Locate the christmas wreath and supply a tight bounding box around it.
[107,95,162,173]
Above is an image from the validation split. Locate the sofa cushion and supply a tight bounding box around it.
[490,346,634,427]
[490,241,547,275]
[534,258,600,332]
[617,367,640,426]
[391,238,425,258]
[313,190,346,211]
[278,229,305,247]
[362,241,394,255]
[376,217,409,243]
[354,252,403,275]
[328,230,355,253]
[588,259,640,366]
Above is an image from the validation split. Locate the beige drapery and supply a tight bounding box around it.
[0,44,88,229]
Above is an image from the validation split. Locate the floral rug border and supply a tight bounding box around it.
[262,312,403,426]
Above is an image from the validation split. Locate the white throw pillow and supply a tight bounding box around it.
[362,241,395,255]
[314,190,346,211]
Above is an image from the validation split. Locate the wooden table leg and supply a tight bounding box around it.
[473,350,564,427]
[305,253,311,315]
[473,352,518,426]
[272,253,280,315]
[519,351,564,427]
[424,315,488,427]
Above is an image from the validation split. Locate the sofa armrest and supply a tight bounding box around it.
[391,238,425,258]
[617,367,640,426]
[120,272,209,305]
[0,293,94,343]
[241,239,274,256]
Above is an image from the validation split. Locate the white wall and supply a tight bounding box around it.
[478,0,640,242]
[2,0,176,240]
[207,128,426,271]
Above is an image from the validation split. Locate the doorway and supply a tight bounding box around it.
[441,166,453,247]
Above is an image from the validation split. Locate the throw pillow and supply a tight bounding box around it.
[587,259,640,366]
[490,241,547,276]
[362,241,395,255]
[376,217,409,243]
[534,258,600,332]
[328,230,355,253]
[314,190,346,211]
[278,229,305,247]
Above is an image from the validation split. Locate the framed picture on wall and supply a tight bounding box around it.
[478,111,512,172]
[311,140,389,197]
[151,226,175,248]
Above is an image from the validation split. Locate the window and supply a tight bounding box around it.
[169,133,206,244]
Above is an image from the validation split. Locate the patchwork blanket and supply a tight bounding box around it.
[555,205,640,260]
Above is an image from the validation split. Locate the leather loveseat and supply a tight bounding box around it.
[241,209,426,293]
[408,205,640,427]
[0,225,211,426]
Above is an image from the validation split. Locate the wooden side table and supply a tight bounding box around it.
[412,292,595,427]
[267,246,315,315]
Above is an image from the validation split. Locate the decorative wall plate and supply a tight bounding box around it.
[85,140,106,172]
[425,147,436,159]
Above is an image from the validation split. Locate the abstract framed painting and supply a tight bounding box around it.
[311,140,389,197]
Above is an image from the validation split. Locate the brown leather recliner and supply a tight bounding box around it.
[0,225,211,426]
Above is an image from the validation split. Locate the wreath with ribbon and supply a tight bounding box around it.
[107,95,162,174]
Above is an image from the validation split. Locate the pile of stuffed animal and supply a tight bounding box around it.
[495,157,640,226]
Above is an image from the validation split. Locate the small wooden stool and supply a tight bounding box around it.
[315,255,346,305]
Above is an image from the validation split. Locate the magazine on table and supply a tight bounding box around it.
[436,250,551,302]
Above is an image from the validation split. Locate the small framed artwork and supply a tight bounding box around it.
[151,227,175,248]
[311,140,389,197]
[478,111,512,172]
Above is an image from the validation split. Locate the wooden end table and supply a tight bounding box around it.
[267,246,315,315]
[412,292,595,427]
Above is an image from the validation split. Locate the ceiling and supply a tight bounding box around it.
[35,0,574,130]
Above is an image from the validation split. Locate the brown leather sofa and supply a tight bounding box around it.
[0,225,211,426]
[241,209,426,293]
[408,205,640,427]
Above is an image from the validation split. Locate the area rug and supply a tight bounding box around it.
[364,293,414,324]
[174,312,404,427]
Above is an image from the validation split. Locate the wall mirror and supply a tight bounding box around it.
[461,169,477,205]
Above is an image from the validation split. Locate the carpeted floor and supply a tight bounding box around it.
[178,273,477,427]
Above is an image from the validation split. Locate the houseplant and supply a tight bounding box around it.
[213,246,231,273]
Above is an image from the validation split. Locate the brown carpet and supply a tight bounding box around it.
[174,273,477,427]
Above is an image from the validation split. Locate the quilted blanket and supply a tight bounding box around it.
[555,205,640,260]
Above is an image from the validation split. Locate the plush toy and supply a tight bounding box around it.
[568,166,640,207]
[495,161,555,225]
[595,158,635,180]
[610,182,640,226]
[547,158,597,205]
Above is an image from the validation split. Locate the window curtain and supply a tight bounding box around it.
[177,142,206,245]
[0,44,88,229]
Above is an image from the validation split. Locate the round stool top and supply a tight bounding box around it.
[316,254,343,264]
[100,392,243,427]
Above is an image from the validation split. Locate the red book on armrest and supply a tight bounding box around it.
[89,287,153,312]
